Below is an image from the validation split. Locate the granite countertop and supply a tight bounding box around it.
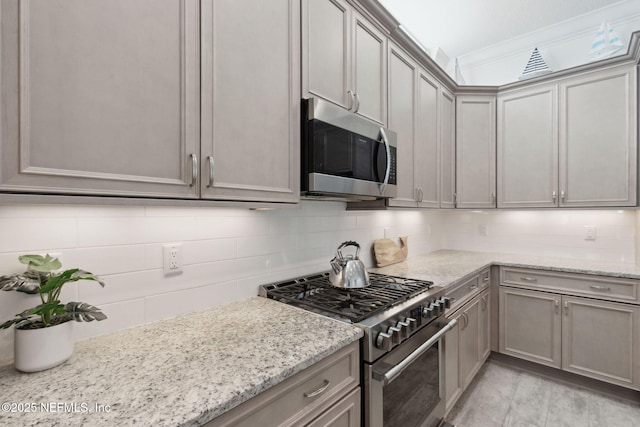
[0,297,363,427]
[373,249,640,289]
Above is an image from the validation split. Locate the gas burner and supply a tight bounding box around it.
[260,272,434,323]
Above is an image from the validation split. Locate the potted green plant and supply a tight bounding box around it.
[0,254,107,372]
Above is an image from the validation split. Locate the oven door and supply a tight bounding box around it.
[364,319,457,427]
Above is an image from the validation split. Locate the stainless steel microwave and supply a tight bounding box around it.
[301,98,397,200]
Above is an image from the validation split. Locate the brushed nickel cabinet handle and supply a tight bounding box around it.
[554,299,559,314]
[207,156,214,188]
[482,277,490,282]
[304,379,330,398]
[354,92,361,113]
[347,90,354,110]
[552,190,557,203]
[560,190,565,202]
[589,285,611,291]
[521,277,538,282]
[189,153,198,187]
[564,301,569,315]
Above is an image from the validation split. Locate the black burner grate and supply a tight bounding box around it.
[261,272,433,323]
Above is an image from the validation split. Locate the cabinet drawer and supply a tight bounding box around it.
[209,342,360,427]
[445,269,490,313]
[501,267,639,304]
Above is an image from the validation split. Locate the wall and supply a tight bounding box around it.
[0,201,443,361]
[0,202,637,362]
[442,209,635,262]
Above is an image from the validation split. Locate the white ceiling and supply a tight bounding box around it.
[378,0,626,58]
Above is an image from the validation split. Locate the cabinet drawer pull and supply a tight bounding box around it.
[469,284,478,290]
[304,379,330,398]
[521,277,538,282]
[482,277,490,282]
[189,153,198,187]
[589,285,611,291]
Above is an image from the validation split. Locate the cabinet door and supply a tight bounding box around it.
[200,0,299,202]
[416,70,440,208]
[559,65,637,207]
[387,44,417,207]
[478,289,491,362]
[456,95,496,208]
[305,387,361,427]
[562,296,640,389]
[440,87,456,209]
[0,0,199,198]
[444,310,462,412]
[499,287,561,368]
[459,296,480,389]
[497,85,558,208]
[352,12,386,125]
[302,0,351,110]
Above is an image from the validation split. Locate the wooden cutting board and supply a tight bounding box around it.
[373,236,408,267]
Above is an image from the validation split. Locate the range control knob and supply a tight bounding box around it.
[388,326,402,345]
[439,296,452,309]
[405,317,417,332]
[375,331,393,351]
[432,301,442,315]
[422,305,435,319]
[396,320,410,339]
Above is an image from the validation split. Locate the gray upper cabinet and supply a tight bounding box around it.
[497,64,637,208]
[416,70,440,208]
[416,71,456,208]
[497,84,558,208]
[387,44,418,208]
[559,65,637,207]
[456,95,497,209]
[440,87,456,209]
[0,0,200,198]
[200,0,300,203]
[303,0,387,125]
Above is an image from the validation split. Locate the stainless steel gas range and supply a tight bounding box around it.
[259,271,457,427]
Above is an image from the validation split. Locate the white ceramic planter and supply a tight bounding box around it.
[14,321,74,372]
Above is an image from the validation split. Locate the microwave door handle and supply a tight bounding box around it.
[378,127,391,195]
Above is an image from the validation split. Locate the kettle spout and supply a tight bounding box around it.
[330,257,342,274]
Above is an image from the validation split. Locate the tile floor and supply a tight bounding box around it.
[447,359,640,427]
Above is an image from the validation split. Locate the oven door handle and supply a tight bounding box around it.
[372,318,458,386]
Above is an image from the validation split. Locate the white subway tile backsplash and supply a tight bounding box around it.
[1,201,639,362]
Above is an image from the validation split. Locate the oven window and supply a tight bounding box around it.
[310,120,376,181]
[382,342,440,427]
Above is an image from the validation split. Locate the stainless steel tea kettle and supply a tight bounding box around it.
[329,241,370,288]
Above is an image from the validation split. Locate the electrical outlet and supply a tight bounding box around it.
[584,226,596,241]
[384,227,392,239]
[479,224,489,237]
[163,243,183,274]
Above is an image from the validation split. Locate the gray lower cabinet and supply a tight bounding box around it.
[207,342,360,426]
[0,0,299,203]
[497,63,637,208]
[499,268,640,390]
[455,94,497,209]
[444,284,491,413]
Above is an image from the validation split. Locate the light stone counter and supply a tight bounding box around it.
[0,297,363,427]
[373,249,640,289]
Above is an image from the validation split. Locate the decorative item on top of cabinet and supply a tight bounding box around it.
[456,93,497,209]
[302,0,387,125]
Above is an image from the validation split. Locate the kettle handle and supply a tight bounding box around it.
[337,241,360,259]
